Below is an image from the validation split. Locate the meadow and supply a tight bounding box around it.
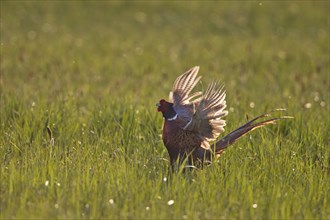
[1,1,329,219]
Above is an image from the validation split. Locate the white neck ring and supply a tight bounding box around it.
[167,114,178,121]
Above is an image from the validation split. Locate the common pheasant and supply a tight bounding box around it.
[157,66,289,167]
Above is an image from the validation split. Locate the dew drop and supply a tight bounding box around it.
[168,200,174,206]
[304,103,312,109]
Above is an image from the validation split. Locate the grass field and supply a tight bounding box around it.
[1,1,329,219]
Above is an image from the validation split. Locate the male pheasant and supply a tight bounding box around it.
[157,66,289,167]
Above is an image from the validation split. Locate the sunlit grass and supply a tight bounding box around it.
[1,1,329,219]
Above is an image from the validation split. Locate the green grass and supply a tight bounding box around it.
[1,1,329,219]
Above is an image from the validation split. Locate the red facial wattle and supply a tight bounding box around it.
[156,102,161,112]
[157,99,168,113]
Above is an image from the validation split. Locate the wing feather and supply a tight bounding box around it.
[171,66,201,105]
[184,82,228,148]
[169,66,228,149]
[170,66,202,121]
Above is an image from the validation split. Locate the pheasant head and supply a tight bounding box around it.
[156,99,177,120]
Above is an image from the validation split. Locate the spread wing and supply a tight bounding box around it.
[183,82,228,149]
[169,66,203,122]
[169,66,228,149]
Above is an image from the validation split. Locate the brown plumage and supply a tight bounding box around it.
[157,66,291,167]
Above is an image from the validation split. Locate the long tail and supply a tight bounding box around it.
[215,109,292,153]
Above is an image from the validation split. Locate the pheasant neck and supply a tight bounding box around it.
[163,107,177,121]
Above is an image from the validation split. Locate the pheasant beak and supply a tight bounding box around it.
[156,102,161,112]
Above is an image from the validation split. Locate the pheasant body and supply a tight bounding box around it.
[157,66,289,167]
[162,117,205,164]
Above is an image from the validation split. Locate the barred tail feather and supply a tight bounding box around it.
[215,110,292,152]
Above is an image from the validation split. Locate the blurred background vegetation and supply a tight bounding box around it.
[2,2,328,106]
[1,1,329,219]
